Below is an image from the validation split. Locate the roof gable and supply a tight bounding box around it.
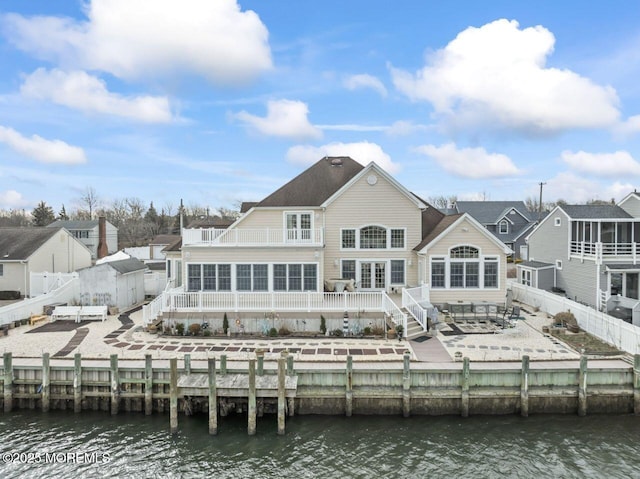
[0,227,60,260]
[560,204,631,219]
[321,162,426,209]
[415,213,512,254]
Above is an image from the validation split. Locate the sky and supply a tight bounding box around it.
[2,0,640,214]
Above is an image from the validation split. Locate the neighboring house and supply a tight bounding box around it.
[163,238,182,288]
[452,201,536,260]
[0,227,92,297]
[77,258,146,310]
[176,156,512,307]
[519,192,640,320]
[124,234,180,265]
[47,218,118,260]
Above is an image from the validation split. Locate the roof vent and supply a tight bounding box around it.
[330,157,343,167]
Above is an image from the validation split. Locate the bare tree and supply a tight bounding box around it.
[77,187,100,219]
[427,195,457,209]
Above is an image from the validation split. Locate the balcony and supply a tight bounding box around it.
[182,227,324,247]
[570,241,640,263]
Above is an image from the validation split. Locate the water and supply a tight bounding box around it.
[1,411,639,478]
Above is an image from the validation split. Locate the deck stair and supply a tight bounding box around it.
[403,310,428,339]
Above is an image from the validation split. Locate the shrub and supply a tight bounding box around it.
[203,330,211,337]
[320,315,327,334]
[363,326,372,336]
[175,323,185,336]
[223,313,229,334]
[395,324,404,338]
[269,327,278,337]
[331,329,343,337]
[189,323,201,336]
[278,326,291,336]
[371,326,384,336]
[554,311,579,332]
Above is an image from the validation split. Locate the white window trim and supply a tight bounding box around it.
[429,246,500,290]
[339,225,407,251]
[498,220,509,234]
[555,260,563,270]
[554,217,561,227]
[389,259,406,285]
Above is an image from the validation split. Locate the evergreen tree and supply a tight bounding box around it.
[58,204,69,220]
[32,201,55,226]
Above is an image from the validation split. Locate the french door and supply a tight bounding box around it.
[360,261,386,290]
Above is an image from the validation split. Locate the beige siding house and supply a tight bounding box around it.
[0,227,92,297]
[175,157,511,306]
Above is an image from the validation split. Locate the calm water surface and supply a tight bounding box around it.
[1,411,638,478]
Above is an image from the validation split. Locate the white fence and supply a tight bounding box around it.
[510,281,640,355]
[29,272,78,297]
[144,272,166,297]
[0,277,80,327]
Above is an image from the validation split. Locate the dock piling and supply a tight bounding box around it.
[145,354,153,415]
[170,357,178,434]
[578,355,588,416]
[277,357,286,435]
[73,353,82,413]
[256,349,264,376]
[208,357,217,435]
[461,357,470,417]
[220,355,227,375]
[521,355,530,417]
[3,352,12,413]
[184,354,191,375]
[42,353,50,412]
[110,354,119,415]
[345,355,353,417]
[248,359,257,435]
[402,351,411,417]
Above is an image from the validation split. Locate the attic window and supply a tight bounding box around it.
[0,264,3,276]
[498,220,508,234]
[554,218,561,227]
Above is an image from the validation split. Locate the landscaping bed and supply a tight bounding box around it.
[550,330,622,355]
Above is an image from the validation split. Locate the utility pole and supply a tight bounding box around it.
[179,198,184,232]
[538,182,546,221]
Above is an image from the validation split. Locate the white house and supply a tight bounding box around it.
[47,217,118,260]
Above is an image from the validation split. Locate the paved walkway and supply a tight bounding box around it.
[410,336,453,362]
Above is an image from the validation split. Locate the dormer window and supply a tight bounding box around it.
[498,220,509,234]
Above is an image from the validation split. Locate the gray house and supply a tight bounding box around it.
[452,201,536,259]
[47,218,118,260]
[77,258,146,311]
[520,192,640,322]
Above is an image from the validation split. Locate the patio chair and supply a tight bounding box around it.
[500,305,520,328]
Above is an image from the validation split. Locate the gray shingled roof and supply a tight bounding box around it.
[150,234,180,245]
[47,220,99,229]
[0,227,60,260]
[560,205,632,219]
[414,214,464,251]
[257,156,364,207]
[455,201,533,224]
[104,258,147,274]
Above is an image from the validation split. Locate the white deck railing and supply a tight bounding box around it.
[570,241,640,263]
[182,227,324,247]
[402,285,430,332]
[143,290,405,328]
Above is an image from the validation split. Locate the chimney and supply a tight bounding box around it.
[97,216,108,259]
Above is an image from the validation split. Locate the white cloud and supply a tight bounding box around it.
[561,150,640,176]
[414,143,521,178]
[21,68,173,123]
[343,74,387,97]
[542,172,631,204]
[385,120,432,137]
[0,125,86,164]
[617,115,640,136]
[286,141,400,173]
[2,0,272,84]
[0,190,29,209]
[233,100,322,140]
[390,19,620,134]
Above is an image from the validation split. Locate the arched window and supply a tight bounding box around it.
[498,220,508,234]
[360,226,387,249]
[450,246,479,258]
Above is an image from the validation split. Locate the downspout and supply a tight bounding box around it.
[22,260,28,298]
